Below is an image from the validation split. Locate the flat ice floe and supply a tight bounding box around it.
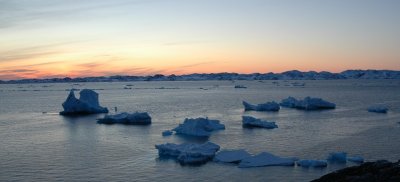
[242,116,278,129]
[214,149,252,163]
[238,152,296,168]
[60,89,108,115]
[172,117,225,137]
[97,112,151,125]
[242,101,280,111]
[280,96,336,110]
[367,105,388,113]
[297,159,327,168]
[155,142,220,165]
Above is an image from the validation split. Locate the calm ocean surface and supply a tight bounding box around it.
[1,80,400,182]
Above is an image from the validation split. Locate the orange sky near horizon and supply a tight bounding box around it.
[1,0,399,80]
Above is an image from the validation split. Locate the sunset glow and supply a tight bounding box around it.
[1,0,399,80]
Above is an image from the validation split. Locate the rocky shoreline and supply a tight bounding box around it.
[312,160,400,182]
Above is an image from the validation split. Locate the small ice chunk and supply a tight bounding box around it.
[243,101,280,111]
[347,156,364,163]
[238,152,296,168]
[214,149,252,163]
[162,130,173,136]
[327,152,347,163]
[172,117,225,137]
[60,89,108,115]
[97,112,151,125]
[368,105,388,113]
[155,142,220,165]
[242,116,278,129]
[234,85,247,88]
[280,96,335,110]
[297,160,327,168]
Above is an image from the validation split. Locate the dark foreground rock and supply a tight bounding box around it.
[312,160,400,182]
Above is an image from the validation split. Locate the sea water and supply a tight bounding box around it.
[1,80,400,181]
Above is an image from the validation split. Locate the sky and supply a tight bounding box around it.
[0,0,399,80]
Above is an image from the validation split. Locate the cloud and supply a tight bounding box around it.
[0,0,164,29]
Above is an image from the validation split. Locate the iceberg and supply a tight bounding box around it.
[155,142,220,165]
[367,105,388,113]
[60,89,108,115]
[327,152,347,163]
[214,149,252,163]
[172,117,225,137]
[238,152,296,168]
[280,96,335,110]
[347,156,364,163]
[242,101,280,111]
[242,116,278,129]
[97,112,151,125]
[297,159,327,168]
[162,130,173,136]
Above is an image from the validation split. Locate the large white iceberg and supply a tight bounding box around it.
[368,105,388,113]
[242,116,278,129]
[97,112,151,125]
[214,149,252,163]
[297,159,327,168]
[172,117,225,137]
[242,101,280,111]
[155,142,220,165]
[60,89,108,115]
[327,152,347,163]
[280,96,335,110]
[238,152,296,168]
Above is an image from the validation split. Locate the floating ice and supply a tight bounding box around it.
[327,152,347,163]
[60,89,108,115]
[234,85,247,88]
[242,116,278,129]
[155,142,220,165]
[297,160,327,168]
[242,101,280,111]
[162,130,173,136]
[214,149,252,163]
[172,117,225,137]
[347,156,364,163]
[280,96,335,110]
[97,112,151,125]
[368,105,388,113]
[238,152,296,168]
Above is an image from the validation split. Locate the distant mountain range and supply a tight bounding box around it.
[1,70,400,84]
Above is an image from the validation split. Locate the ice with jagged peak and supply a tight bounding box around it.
[238,152,296,168]
[368,105,388,113]
[327,152,347,163]
[242,101,280,111]
[297,160,327,168]
[214,149,252,163]
[155,142,220,164]
[172,117,225,137]
[242,116,278,129]
[60,89,108,115]
[348,156,364,163]
[280,96,336,110]
[162,130,173,136]
[97,112,151,125]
